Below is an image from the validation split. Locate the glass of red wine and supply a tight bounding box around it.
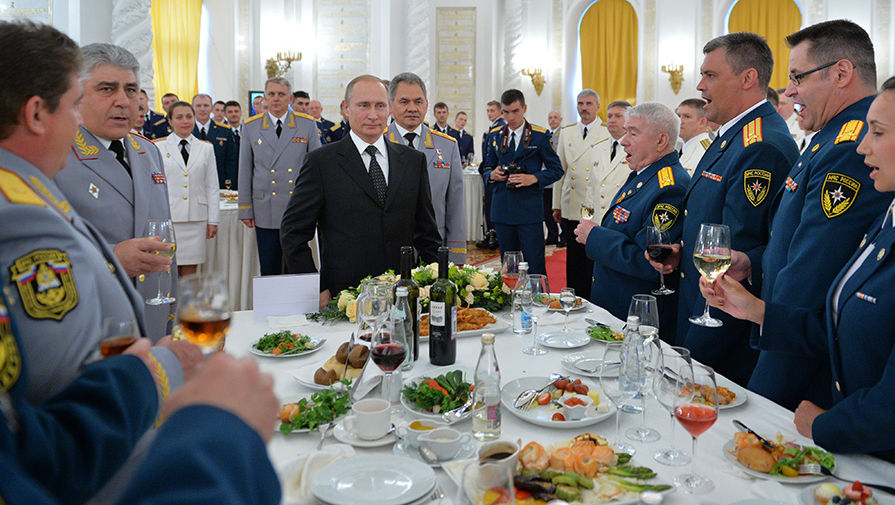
[501,251,523,290]
[371,318,407,407]
[647,226,675,295]
[673,363,719,494]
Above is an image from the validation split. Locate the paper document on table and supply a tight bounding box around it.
[253,273,320,321]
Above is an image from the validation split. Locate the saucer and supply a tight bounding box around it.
[332,415,399,448]
[393,440,477,468]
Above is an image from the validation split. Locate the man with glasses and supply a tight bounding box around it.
[723,20,890,409]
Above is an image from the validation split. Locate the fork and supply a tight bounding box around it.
[316,423,333,450]
[798,463,895,494]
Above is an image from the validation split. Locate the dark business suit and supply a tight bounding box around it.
[450,128,475,160]
[280,135,441,295]
[193,121,239,189]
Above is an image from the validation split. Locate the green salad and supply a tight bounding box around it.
[587,325,624,342]
[771,445,834,477]
[279,387,351,434]
[252,330,317,355]
[402,370,472,414]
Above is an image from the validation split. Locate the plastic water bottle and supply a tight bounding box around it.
[473,332,501,441]
[512,262,532,334]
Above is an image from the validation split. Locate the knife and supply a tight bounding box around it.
[732,419,776,452]
[339,332,355,383]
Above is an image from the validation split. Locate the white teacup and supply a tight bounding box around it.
[348,398,390,440]
[396,418,448,447]
[418,427,471,461]
[478,439,520,475]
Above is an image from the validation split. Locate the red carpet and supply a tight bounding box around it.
[545,247,567,290]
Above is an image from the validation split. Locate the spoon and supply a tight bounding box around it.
[442,396,474,424]
[418,445,439,465]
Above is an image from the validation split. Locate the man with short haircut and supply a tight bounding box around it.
[777,86,805,144]
[212,100,226,123]
[676,98,712,174]
[601,101,635,213]
[451,111,474,160]
[766,86,779,107]
[552,90,612,294]
[648,32,799,385]
[292,90,310,114]
[309,99,334,143]
[56,43,182,342]
[193,93,238,188]
[547,110,562,150]
[238,77,321,275]
[482,89,563,275]
[544,110,563,247]
[281,75,440,306]
[476,100,506,249]
[225,100,243,140]
[432,102,453,135]
[386,73,466,263]
[138,89,167,140]
[574,102,689,328]
[251,95,266,115]
[161,92,179,113]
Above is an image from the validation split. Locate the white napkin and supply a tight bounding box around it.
[267,314,313,329]
[281,444,356,505]
[749,479,796,504]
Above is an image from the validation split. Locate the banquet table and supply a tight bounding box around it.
[224,302,895,505]
[204,199,260,310]
[463,169,484,242]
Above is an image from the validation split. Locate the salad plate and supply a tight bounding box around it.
[401,368,474,422]
[501,377,615,428]
[722,441,826,483]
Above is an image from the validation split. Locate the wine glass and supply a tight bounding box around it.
[521,274,549,356]
[653,346,694,466]
[647,226,675,295]
[145,219,176,305]
[689,223,731,327]
[674,363,720,494]
[628,294,659,340]
[598,342,637,456]
[559,287,576,333]
[501,251,523,290]
[624,325,661,443]
[99,318,138,358]
[177,272,230,355]
[580,181,597,221]
[372,317,407,410]
[458,460,514,505]
[355,279,392,345]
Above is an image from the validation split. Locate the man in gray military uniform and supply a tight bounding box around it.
[0,24,187,404]
[387,72,466,264]
[55,43,178,341]
[238,76,321,275]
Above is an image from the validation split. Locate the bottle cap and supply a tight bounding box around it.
[481,332,495,344]
[396,286,409,296]
[519,261,529,270]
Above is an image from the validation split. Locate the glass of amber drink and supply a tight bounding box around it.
[178,272,230,355]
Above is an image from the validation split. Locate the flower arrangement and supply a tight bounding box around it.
[307,264,511,324]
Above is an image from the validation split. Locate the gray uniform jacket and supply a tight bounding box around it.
[237,111,322,229]
[0,146,183,403]
[386,124,466,264]
[55,127,177,340]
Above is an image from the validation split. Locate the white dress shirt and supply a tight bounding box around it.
[349,130,390,181]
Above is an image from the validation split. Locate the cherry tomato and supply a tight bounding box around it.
[552,412,565,421]
[536,392,551,405]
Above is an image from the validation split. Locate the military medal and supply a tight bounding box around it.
[612,206,630,224]
[855,291,877,304]
[88,183,99,199]
[257,138,262,144]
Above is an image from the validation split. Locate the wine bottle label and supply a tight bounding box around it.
[450,305,458,340]
[430,301,445,326]
[487,404,500,421]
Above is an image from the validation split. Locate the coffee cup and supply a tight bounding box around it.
[418,427,471,461]
[478,439,520,474]
[396,418,447,446]
[348,398,390,440]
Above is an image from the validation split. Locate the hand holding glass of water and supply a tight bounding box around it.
[689,223,731,327]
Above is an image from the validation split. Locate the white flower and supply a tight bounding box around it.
[427,262,439,273]
[470,273,489,290]
[419,285,430,299]
[502,283,512,294]
[346,300,357,323]
[465,291,475,305]
[336,291,356,310]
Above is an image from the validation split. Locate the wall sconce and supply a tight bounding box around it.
[661,64,684,94]
[265,51,303,79]
[521,67,546,96]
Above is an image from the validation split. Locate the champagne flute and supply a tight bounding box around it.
[647,226,675,295]
[624,324,661,443]
[559,287,576,333]
[371,317,407,410]
[580,181,597,221]
[145,219,176,305]
[688,223,731,327]
[99,318,138,358]
[177,272,230,355]
[598,342,637,456]
[674,363,720,494]
[653,346,694,466]
[521,274,549,356]
[500,251,523,290]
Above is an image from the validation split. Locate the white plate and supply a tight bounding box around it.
[250,336,326,358]
[546,294,588,312]
[310,454,436,505]
[393,440,477,468]
[717,377,748,409]
[560,351,604,377]
[401,367,474,422]
[798,485,895,505]
[722,441,826,484]
[332,415,398,448]
[500,377,616,428]
[539,332,591,349]
[419,309,508,342]
[289,362,352,392]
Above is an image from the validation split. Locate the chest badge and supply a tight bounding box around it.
[9,249,78,321]
[88,183,99,199]
[744,169,771,207]
[878,248,885,261]
[785,177,798,192]
[821,172,860,219]
[612,206,631,224]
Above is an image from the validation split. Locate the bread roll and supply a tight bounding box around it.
[347,345,370,368]
[335,342,351,363]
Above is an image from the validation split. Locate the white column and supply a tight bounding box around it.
[111,0,154,100]
[406,0,431,87]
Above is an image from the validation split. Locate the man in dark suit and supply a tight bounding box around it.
[477,100,507,249]
[281,75,441,307]
[451,111,475,161]
[192,93,238,188]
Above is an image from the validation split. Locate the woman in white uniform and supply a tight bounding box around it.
[154,101,220,277]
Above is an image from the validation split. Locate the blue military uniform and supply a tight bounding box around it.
[316,116,335,144]
[679,101,799,385]
[749,96,890,409]
[324,120,350,144]
[193,120,239,189]
[145,111,171,141]
[479,117,507,238]
[585,152,689,337]
[450,127,475,161]
[482,121,563,275]
[760,205,895,463]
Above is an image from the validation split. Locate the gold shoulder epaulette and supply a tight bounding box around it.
[742,117,763,147]
[430,129,457,142]
[489,125,503,133]
[152,136,168,143]
[131,131,152,143]
[560,123,577,130]
[198,139,212,144]
[293,111,315,122]
[835,119,864,144]
[214,121,230,129]
[245,113,265,124]
[329,124,342,132]
[153,118,167,126]
[0,167,45,206]
[530,124,547,133]
[700,138,712,150]
[658,166,675,188]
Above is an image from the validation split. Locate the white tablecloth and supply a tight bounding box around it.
[224,304,895,504]
[464,170,484,241]
[205,202,260,310]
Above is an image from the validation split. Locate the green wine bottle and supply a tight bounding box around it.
[428,246,456,365]
[394,246,420,362]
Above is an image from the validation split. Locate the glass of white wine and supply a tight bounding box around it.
[689,223,731,327]
[145,219,176,305]
[580,180,597,221]
[178,272,230,355]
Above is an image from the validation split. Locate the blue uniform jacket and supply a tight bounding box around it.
[481,121,564,225]
[141,110,168,140]
[316,117,335,144]
[450,128,475,160]
[679,101,799,384]
[750,96,890,409]
[193,121,239,189]
[761,209,895,463]
[586,152,689,332]
[482,117,506,160]
[325,120,349,144]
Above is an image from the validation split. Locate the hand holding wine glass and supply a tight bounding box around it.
[144,219,176,306]
[689,223,731,327]
[647,226,675,295]
[673,363,720,494]
[178,272,230,355]
[99,318,138,358]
